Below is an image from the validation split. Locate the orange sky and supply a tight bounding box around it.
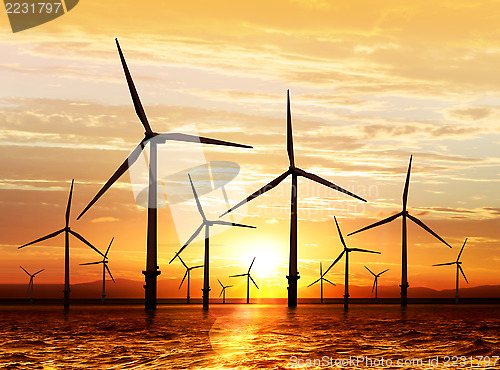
[0,0,499,299]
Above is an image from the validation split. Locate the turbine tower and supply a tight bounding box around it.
[77,39,252,310]
[173,254,203,304]
[218,279,232,304]
[221,90,367,307]
[170,174,255,309]
[19,180,104,309]
[80,237,115,304]
[364,266,389,303]
[308,262,336,303]
[230,257,258,304]
[324,217,380,309]
[20,266,44,303]
[433,238,469,304]
[348,156,451,306]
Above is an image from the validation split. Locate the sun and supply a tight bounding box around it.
[239,238,284,279]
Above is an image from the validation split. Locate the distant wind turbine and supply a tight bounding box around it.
[348,156,451,306]
[364,266,389,303]
[308,262,336,304]
[230,257,258,304]
[173,254,203,304]
[170,174,255,309]
[324,217,380,309]
[218,279,232,304]
[433,238,469,304]
[20,266,44,303]
[221,90,367,307]
[80,237,115,304]
[19,180,104,309]
[76,38,252,310]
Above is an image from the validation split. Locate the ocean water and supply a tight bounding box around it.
[0,304,499,369]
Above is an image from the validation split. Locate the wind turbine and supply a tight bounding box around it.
[308,262,336,303]
[19,180,104,309]
[364,266,389,303]
[80,237,115,304]
[218,279,232,304]
[173,254,203,304]
[230,257,258,304]
[20,266,44,303]
[76,39,252,310]
[348,156,451,306]
[324,217,380,309]
[433,238,469,304]
[221,90,367,307]
[170,174,255,309]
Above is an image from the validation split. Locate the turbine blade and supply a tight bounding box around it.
[19,228,65,249]
[457,238,468,261]
[323,250,345,276]
[179,271,188,289]
[286,90,295,168]
[220,171,290,217]
[169,223,205,264]
[105,264,115,283]
[176,254,188,269]
[406,214,451,248]
[77,140,147,220]
[432,262,455,266]
[402,155,412,210]
[158,132,252,149]
[20,266,30,276]
[378,269,389,276]
[349,248,381,254]
[65,179,74,228]
[211,220,256,229]
[364,265,376,276]
[323,278,336,286]
[219,289,223,298]
[347,212,402,237]
[188,174,206,221]
[218,279,224,288]
[248,257,256,273]
[458,265,469,284]
[115,38,153,134]
[229,274,247,278]
[249,275,259,289]
[372,279,376,293]
[105,237,114,258]
[334,216,347,249]
[295,168,367,202]
[79,261,102,265]
[307,278,321,287]
[191,265,204,270]
[69,230,105,257]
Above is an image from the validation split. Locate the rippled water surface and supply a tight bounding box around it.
[0,304,499,369]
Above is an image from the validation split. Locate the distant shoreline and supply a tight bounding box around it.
[1,297,499,306]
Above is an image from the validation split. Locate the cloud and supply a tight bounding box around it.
[90,217,120,223]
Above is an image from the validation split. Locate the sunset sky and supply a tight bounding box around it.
[1,0,499,299]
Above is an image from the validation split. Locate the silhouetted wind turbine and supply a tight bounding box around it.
[221,90,367,307]
[77,39,252,310]
[170,174,255,309]
[19,180,104,309]
[80,237,115,304]
[348,156,451,307]
[218,279,232,304]
[308,262,336,304]
[173,254,203,304]
[230,257,258,304]
[20,266,44,303]
[433,238,469,304]
[324,217,380,309]
[364,266,389,303]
